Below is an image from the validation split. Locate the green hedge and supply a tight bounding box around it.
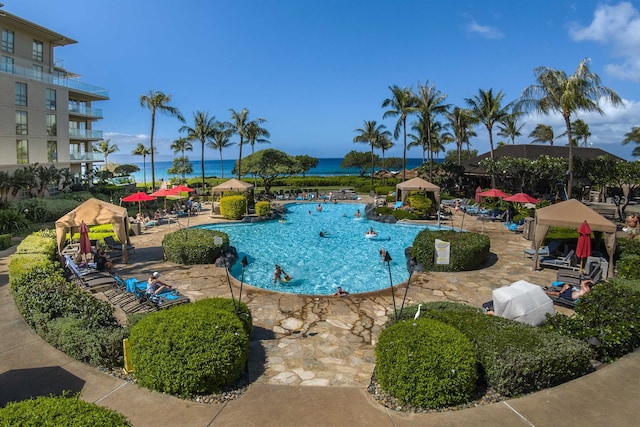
[616,254,640,280]
[400,302,592,397]
[411,230,490,272]
[15,229,57,255]
[220,195,246,220]
[162,228,229,265]
[0,209,30,235]
[194,297,253,337]
[376,318,477,408]
[255,201,271,217]
[406,193,433,217]
[129,299,249,396]
[0,233,11,250]
[0,395,131,426]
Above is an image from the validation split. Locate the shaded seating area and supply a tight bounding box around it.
[539,249,577,270]
[63,255,117,293]
[104,235,135,254]
[104,276,190,313]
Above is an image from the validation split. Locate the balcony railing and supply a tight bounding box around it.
[69,128,103,139]
[68,104,103,118]
[0,62,109,98]
[69,152,103,162]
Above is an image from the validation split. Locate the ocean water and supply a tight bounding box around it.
[129,158,427,183]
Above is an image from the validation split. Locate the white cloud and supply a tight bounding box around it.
[466,21,504,40]
[104,132,175,163]
[568,2,640,82]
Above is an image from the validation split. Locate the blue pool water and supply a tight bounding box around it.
[197,203,449,295]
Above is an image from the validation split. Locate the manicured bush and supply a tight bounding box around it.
[376,318,478,408]
[8,254,55,286]
[544,279,640,363]
[0,395,131,426]
[616,254,640,280]
[12,197,83,224]
[129,300,249,396]
[15,229,57,255]
[162,228,229,265]
[404,302,592,397]
[0,233,11,250]
[616,237,640,258]
[411,230,490,272]
[195,297,253,337]
[220,195,246,220]
[255,201,271,217]
[406,193,433,217]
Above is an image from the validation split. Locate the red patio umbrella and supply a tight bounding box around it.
[122,191,156,213]
[504,192,540,204]
[151,188,173,210]
[576,220,592,272]
[168,185,195,195]
[479,188,509,199]
[78,221,91,261]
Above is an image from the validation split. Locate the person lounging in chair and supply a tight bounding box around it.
[146,272,173,295]
[545,279,593,301]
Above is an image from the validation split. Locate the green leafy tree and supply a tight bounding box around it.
[497,112,525,144]
[517,58,622,198]
[445,106,477,165]
[341,150,373,177]
[132,143,152,187]
[93,139,119,171]
[170,136,193,182]
[622,126,640,157]
[414,81,449,180]
[353,120,390,186]
[382,85,419,181]
[180,111,216,190]
[246,120,270,154]
[113,164,140,176]
[167,157,193,181]
[34,164,61,198]
[293,155,319,178]
[228,108,267,179]
[208,122,234,178]
[239,149,296,193]
[376,132,394,171]
[530,155,568,197]
[573,119,592,147]
[529,124,555,145]
[140,90,185,190]
[443,148,478,164]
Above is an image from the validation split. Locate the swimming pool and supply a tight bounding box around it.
[197,203,449,295]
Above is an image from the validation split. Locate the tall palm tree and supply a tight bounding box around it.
[528,124,555,145]
[622,126,640,157]
[445,106,477,165]
[376,133,394,172]
[132,143,152,187]
[246,120,270,155]
[229,108,255,179]
[465,88,509,160]
[180,111,216,191]
[517,58,622,198]
[170,137,193,182]
[208,122,234,178]
[93,139,119,171]
[497,112,525,144]
[140,90,185,190]
[353,120,390,186]
[414,81,449,180]
[572,119,592,147]
[382,85,419,181]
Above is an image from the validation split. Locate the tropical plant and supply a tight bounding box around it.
[139,90,185,190]
[246,120,270,154]
[132,143,152,187]
[353,120,390,186]
[376,132,394,171]
[170,136,193,182]
[241,149,297,193]
[228,108,267,179]
[293,155,319,178]
[572,119,592,147]
[208,121,234,178]
[93,139,119,171]
[622,126,640,157]
[382,85,419,181]
[529,124,555,145]
[341,150,373,177]
[445,106,477,165]
[497,112,525,144]
[414,81,449,180]
[180,111,216,191]
[465,88,509,162]
[517,58,622,198]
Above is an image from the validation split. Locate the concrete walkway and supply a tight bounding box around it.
[1,203,639,426]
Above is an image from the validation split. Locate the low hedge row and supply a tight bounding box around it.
[162,228,229,265]
[411,230,490,272]
[220,195,246,220]
[0,233,11,250]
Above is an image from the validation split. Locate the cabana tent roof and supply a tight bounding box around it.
[396,177,440,206]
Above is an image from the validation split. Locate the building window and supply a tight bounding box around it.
[46,114,57,136]
[16,111,28,135]
[46,88,56,110]
[32,64,43,80]
[1,55,13,73]
[32,40,43,62]
[1,29,14,53]
[16,140,28,164]
[48,141,58,163]
[15,82,27,106]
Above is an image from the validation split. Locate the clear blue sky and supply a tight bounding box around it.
[6,0,640,163]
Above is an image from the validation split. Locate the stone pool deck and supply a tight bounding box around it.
[1,201,639,426]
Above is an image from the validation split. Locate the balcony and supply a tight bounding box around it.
[69,152,103,162]
[69,128,103,140]
[0,62,109,99]
[68,104,103,119]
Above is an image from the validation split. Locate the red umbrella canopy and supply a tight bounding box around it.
[479,189,510,199]
[576,220,592,259]
[504,192,540,204]
[168,185,195,195]
[78,221,91,256]
[122,191,156,202]
[150,188,173,210]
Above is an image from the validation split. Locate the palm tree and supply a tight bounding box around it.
[228,108,249,179]
[170,137,193,182]
[353,120,390,186]
[246,120,270,155]
[208,122,234,178]
[445,106,477,165]
[140,90,185,190]
[414,81,449,180]
[528,124,556,145]
[465,88,509,160]
[132,143,152,187]
[93,139,119,171]
[382,85,419,181]
[572,119,592,147]
[497,112,525,144]
[376,133,394,172]
[517,58,622,198]
[180,111,216,191]
[622,126,640,157]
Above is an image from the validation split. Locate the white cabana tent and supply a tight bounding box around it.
[56,198,132,263]
[211,179,254,215]
[396,177,440,207]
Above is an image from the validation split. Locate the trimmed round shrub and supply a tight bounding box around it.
[129,300,249,396]
[162,228,229,264]
[0,395,131,426]
[407,193,433,217]
[411,229,490,272]
[616,254,640,280]
[220,195,246,220]
[195,297,253,337]
[375,318,478,408]
[255,201,271,217]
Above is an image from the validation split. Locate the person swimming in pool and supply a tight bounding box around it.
[355,209,361,218]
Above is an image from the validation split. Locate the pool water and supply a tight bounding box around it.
[198,203,449,295]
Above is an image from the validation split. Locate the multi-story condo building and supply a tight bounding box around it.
[0,4,108,179]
